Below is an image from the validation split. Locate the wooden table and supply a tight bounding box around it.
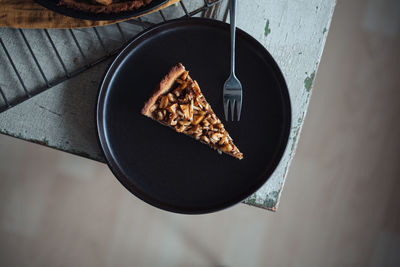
[0,0,336,211]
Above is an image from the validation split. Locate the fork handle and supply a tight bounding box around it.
[229,0,237,76]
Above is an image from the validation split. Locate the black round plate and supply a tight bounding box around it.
[97,18,291,214]
[34,0,168,21]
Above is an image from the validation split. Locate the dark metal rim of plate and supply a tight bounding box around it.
[96,18,292,214]
[33,0,169,21]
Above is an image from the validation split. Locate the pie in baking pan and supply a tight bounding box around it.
[57,0,153,13]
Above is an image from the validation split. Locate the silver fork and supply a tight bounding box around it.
[223,0,243,121]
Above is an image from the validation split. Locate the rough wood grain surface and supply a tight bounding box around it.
[0,0,336,211]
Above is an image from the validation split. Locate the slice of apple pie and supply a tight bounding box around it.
[57,0,153,14]
[141,63,243,159]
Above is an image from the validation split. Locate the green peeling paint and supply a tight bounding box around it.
[270,191,279,199]
[289,125,301,156]
[264,20,271,37]
[246,193,257,205]
[263,199,274,207]
[304,71,315,92]
[323,27,327,34]
[1,129,10,135]
[262,191,280,208]
[42,138,49,145]
[263,192,279,208]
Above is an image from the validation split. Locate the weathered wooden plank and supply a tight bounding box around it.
[237,0,336,210]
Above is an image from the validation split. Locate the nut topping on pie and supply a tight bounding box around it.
[58,0,153,13]
[141,63,243,159]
